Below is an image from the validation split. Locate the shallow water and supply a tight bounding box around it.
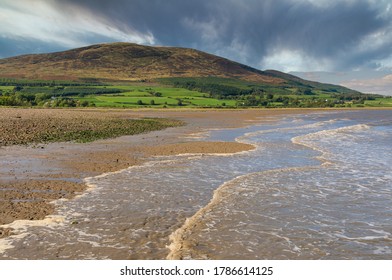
[1,110,391,259]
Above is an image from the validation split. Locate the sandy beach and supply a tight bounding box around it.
[0,108,318,238]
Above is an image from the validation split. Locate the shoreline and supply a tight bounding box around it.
[0,108,338,238]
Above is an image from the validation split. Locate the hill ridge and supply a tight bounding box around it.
[0,42,282,83]
[0,42,359,97]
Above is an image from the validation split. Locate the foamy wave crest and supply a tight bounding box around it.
[236,119,339,143]
[291,124,371,165]
[293,123,371,144]
[166,165,317,260]
[0,215,65,254]
[166,176,243,260]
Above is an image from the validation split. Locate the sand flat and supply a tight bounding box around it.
[0,108,320,233]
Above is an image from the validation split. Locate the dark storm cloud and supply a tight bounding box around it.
[50,0,392,71]
[1,0,392,72]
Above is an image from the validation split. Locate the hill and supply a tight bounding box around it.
[0,43,357,93]
[2,42,385,109]
[0,42,284,83]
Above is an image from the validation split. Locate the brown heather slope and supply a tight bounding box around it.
[0,42,284,83]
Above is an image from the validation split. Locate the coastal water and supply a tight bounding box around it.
[1,110,391,259]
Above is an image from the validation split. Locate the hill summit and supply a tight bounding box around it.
[0,42,284,83]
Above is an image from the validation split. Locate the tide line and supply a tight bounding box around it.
[166,164,320,260]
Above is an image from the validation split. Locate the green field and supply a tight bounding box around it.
[0,82,238,108]
[364,98,392,107]
[1,77,391,108]
[72,85,236,108]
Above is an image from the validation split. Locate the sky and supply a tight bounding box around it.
[1,0,392,95]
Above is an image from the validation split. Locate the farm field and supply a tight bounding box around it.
[1,77,391,108]
[74,85,237,108]
[364,98,392,107]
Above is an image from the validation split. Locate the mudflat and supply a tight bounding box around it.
[0,108,319,237]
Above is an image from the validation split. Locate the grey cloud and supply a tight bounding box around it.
[2,0,392,72]
[50,0,391,71]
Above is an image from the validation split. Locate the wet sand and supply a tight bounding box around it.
[0,108,319,237]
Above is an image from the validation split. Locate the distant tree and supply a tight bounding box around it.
[303,89,314,95]
[137,100,143,105]
[81,100,89,107]
[13,85,23,92]
[177,99,183,106]
[266,93,274,100]
[260,100,269,106]
[291,98,300,106]
[243,95,258,106]
[150,99,155,105]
